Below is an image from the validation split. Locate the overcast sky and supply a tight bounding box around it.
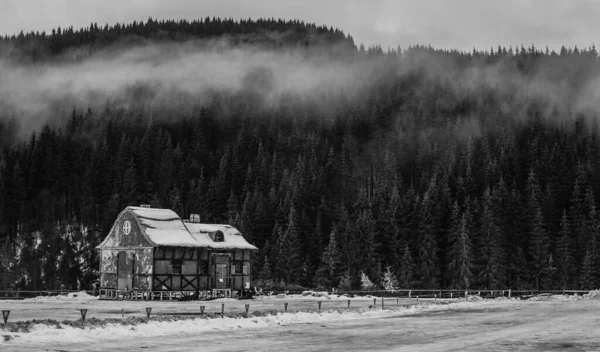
[1,0,597,51]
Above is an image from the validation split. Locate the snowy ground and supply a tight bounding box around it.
[0,291,412,322]
[2,293,600,351]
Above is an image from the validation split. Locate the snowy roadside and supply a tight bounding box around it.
[253,290,381,301]
[22,291,99,302]
[2,298,523,344]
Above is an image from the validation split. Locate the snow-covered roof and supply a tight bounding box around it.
[185,223,258,250]
[97,206,257,250]
[128,207,199,247]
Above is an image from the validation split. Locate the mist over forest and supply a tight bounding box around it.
[1,17,600,292]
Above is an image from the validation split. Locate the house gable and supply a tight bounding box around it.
[97,209,153,249]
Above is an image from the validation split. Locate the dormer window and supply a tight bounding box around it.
[213,231,224,242]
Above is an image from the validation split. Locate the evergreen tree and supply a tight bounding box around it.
[313,229,340,288]
[258,256,272,280]
[398,244,415,288]
[529,205,551,290]
[555,210,574,289]
[477,187,505,289]
[338,271,352,291]
[579,247,595,289]
[448,213,474,289]
[417,191,439,288]
[360,271,376,290]
[275,206,302,283]
[381,265,399,291]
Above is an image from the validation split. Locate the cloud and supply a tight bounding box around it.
[0,38,377,136]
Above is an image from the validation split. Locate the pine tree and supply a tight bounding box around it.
[579,247,595,289]
[355,207,377,283]
[584,199,600,287]
[313,229,340,289]
[477,187,505,289]
[0,240,17,290]
[398,244,415,288]
[360,271,376,290]
[258,256,272,280]
[555,210,574,289]
[275,206,302,283]
[526,170,551,290]
[417,191,439,288]
[529,205,551,290]
[338,271,352,291]
[381,265,399,291]
[226,190,239,224]
[448,213,474,289]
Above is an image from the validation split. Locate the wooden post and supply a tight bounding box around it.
[146,307,152,319]
[221,303,224,318]
[200,305,205,316]
[318,301,322,311]
[2,310,9,325]
[409,290,411,299]
[373,298,376,307]
[416,296,419,301]
[284,303,288,312]
[245,304,250,317]
[348,300,350,308]
[396,298,399,304]
[451,293,453,299]
[80,309,88,322]
[508,289,511,298]
[381,297,384,309]
[121,308,124,322]
[434,294,437,301]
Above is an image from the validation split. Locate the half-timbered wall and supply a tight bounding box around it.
[231,250,252,291]
[151,247,253,292]
[153,247,207,291]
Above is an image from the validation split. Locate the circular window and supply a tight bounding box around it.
[123,221,131,235]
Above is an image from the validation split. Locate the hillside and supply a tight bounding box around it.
[0,17,356,61]
[1,18,600,292]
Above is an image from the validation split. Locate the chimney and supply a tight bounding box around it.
[140,204,151,208]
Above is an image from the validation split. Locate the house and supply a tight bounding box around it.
[96,205,258,299]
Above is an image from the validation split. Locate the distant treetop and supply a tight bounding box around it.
[0,17,357,61]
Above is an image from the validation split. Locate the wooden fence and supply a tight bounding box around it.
[0,288,593,301]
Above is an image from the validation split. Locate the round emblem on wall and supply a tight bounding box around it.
[123,221,131,235]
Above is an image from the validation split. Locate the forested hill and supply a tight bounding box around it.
[0,17,356,61]
[1,18,600,293]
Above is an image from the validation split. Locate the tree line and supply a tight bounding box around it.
[1,18,600,291]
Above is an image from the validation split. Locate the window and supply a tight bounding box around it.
[213,231,224,242]
[199,261,209,275]
[232,261,248,275]
[171,259,182,275]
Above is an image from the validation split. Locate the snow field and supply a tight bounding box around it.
[4,298,522,344]
[254,291,380,301]
[24,291,99,302]
[526,289,600,302]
